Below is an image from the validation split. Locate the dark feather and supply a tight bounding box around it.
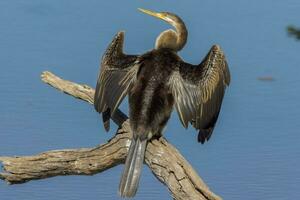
[169,45,230,143]
[94,31,140,130]
[102,107,110,132]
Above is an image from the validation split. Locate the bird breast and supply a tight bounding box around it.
[128,55,175,139]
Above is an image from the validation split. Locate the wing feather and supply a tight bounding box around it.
[94,31,140,131]
[169,45,230,143]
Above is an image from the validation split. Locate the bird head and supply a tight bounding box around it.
[138,8,187,51]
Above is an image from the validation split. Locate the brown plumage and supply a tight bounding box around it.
[94,8,230,198]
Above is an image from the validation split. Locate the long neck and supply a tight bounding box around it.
[173,19,188,51]
[155,18,188,51]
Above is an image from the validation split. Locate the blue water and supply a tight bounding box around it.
[1,1,300,199]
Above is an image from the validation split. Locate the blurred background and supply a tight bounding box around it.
[0,0,300,199]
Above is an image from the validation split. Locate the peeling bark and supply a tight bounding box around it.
[0,71,221,200]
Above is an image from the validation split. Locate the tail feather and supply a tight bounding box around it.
[102,107,111,132]
[119,138,147,198]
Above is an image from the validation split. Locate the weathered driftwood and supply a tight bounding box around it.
[0,71,221,200]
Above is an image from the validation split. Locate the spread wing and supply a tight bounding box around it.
[94,31,141,131]
[169,45,230,143]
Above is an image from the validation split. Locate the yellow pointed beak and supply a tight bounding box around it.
[138,8,166,20]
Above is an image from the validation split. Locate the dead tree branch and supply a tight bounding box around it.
[0,71,221,200]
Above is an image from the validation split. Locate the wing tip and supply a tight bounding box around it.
[116,31,125,38]
[102,108,111,132]
[211,44,221,51]
[211,44,225,57]
[197,128,214,144]
[103,31,125,62]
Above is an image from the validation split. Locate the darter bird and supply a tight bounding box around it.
[94,8,230,198]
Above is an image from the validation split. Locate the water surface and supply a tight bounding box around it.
[0,1,300,199]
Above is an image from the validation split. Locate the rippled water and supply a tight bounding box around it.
[1,1,300,199]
